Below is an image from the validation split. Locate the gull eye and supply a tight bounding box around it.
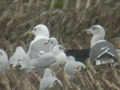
[37,28,41,32]
[49,40,54,45]
[59,45,64,50]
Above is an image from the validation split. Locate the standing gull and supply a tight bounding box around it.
[86,25,118,65]
[39,68,63,90]
[0,49,9,72]
[27,24,59,60]
[27,24,50,59]
[26,24,68,72]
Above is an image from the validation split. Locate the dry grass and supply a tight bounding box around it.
[0,0,120,90]
[0,64,120,90]
[0,0,120,52]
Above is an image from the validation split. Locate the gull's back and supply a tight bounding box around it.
[90,40,118,64]
[27,38,57,59]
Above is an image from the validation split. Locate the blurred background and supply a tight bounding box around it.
[0,0,120,57]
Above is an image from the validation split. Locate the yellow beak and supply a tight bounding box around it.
[22,31,33,37]
[84,29,92,35]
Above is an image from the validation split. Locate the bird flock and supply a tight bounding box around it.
[0,24,120,90]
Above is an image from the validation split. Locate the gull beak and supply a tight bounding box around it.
[22,31,33,37]
[84,28,92,35]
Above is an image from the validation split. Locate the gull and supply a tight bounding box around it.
[18,54,35,70]
[31,44,68,73]
[27,24,50,59]
[86,25,118,65]
[0,49,9,72]
[39,68,63,90]
[27,24,61,60]
[64,57,86,79]
[9,46,26,68]
[25,24,68,72]
[51,44,67,62]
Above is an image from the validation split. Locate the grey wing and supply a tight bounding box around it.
[27,39,50,59]
[19,55,34,70]
[32,52,56,68]
[90,41,118,63]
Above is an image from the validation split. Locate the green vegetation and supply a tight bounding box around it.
[46,0,64,9]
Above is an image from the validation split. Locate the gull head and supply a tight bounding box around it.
[86,25,106,47]
[48,37,59,51]
[32,24,50,38]
[52,45,65,54]
[86,24,105,36]
[49,37,58,46]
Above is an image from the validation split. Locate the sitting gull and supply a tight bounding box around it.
[86,25,118,65]
[31,44,68,73]
[0,49,9,72]
[39,68,63,90]
[64,57,86,79]
[9,46,26,68]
